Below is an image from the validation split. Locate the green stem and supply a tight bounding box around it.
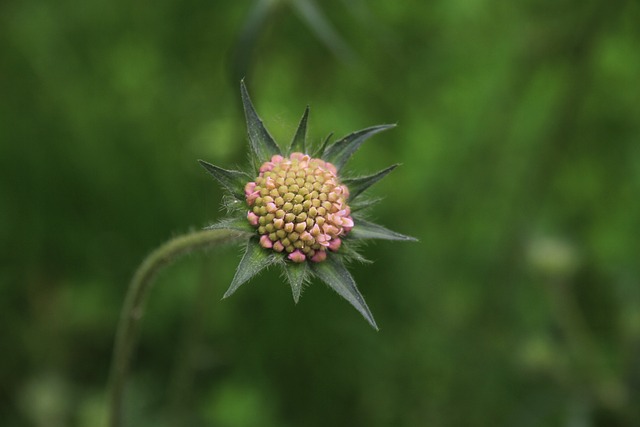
[107,229,247,427]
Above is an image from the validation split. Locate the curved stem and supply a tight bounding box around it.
[107,229,247,427]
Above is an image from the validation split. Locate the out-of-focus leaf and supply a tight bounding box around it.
[289,0,354,62]
[349,218,417,241]
[240,80,281,165]
[289,105,309,154]
[231,0,276,81]
[198,160,250,199]
[224,238,277,298]
[343,164,399,200]
[323,124,395,171]
[311,256,378,330]
[283,262,309,303]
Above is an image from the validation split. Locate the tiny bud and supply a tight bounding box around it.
[311,251,327,263]
[260,162,274,173]
[342,217,354,228]
[317,233,330,247]
[273,241,285,252]
[265,176,275,189]
[260,235,273,249]
[247,211,259,226]
[328,238,341,251]
[288,250,306,263]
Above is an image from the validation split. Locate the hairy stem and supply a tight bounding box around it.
[107,229,247,427]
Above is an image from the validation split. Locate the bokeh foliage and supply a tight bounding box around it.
[1,0,640,426]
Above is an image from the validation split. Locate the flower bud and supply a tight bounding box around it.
[245,153,354,261]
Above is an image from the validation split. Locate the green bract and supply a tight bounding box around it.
[199,81,416,330]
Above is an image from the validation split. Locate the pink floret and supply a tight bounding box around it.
[288,250,306,263]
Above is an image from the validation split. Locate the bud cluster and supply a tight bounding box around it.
[245,153,353,263]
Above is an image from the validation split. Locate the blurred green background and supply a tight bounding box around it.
[2,0,640,426]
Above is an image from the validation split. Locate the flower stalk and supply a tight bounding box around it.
[107,229,247,427]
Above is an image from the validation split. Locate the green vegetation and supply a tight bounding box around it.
[1,0,639,425]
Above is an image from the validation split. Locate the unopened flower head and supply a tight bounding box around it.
[245,153,352,263]
[198,81,417,329]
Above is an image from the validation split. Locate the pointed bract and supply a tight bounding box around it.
[349,197,382,213]
[224,238,277,298]
[343,164,399,201]
[322,124,395,171]
[240,80,281,164]
[283,262,309,303]
[289,106,309,154]
[314,132,333,158]
[205,217,255,235]
[311,256,378,330]
[336,242,372,264]
[350,218,417,241]
[198,160,249,200]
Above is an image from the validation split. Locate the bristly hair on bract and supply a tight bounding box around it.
[198,81,417,330]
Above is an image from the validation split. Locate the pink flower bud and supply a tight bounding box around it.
[288,250,306,263]
[247,211,259,226]
[260,162,275,173]
[341,216,354,228]
[311,251,327,262]
[245,182,256,195]
[316,233,330,247]
[328,238,341,252]
[259,235,273,249]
